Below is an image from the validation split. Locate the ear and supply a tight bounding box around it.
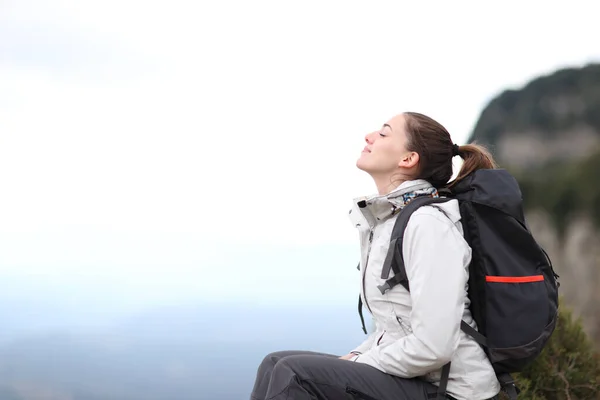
[398,151,420,169]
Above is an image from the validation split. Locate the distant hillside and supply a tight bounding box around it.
[470,63,600,232]
[469,63,600,169]
[469,63,600,346]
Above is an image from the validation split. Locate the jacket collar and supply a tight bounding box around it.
[350,179,434,225]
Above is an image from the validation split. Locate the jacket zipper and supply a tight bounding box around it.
[396,315,411,335]
[361,228,375,314]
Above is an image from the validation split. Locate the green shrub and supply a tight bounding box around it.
[500,307,600,399]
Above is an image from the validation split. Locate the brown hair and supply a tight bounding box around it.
[403,112,498,188]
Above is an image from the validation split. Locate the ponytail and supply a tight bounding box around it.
[447,143,498,188]
[401,112,498,189]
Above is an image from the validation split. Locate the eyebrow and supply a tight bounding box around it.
[382,124,392,131]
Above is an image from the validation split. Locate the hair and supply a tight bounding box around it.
[403,112,498,188]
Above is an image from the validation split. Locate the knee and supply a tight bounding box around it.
[260,351,287,367]
[270,354,308,377]
[251,352,297,399]
[268,357,299,393]
[260,350,302,369]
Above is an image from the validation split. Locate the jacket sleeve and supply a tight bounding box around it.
[350,331,377,354]
[354,212,468,377]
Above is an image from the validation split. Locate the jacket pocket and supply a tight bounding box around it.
[346,386,379,400]
[376,330,386,345]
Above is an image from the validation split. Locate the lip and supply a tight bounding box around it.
[362,146,371,153]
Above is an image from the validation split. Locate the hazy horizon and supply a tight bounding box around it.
[0,298,372,399]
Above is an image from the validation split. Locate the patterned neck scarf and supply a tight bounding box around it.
[390,186,440,216]
[355,180,440,222]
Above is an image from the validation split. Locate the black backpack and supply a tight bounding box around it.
[358,169,560,400]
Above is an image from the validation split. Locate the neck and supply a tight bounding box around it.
[372,172,411,195]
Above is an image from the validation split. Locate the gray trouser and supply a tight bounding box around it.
[249,350,442,400]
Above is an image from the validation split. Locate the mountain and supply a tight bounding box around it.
[469,62,600,346]
[469,63,600,170]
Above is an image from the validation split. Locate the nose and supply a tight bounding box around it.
[365,131,376,144]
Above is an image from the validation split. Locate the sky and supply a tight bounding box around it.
[1,0,600,309]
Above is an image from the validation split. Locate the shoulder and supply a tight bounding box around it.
[401,199,470,270]
[403,198,466,247]
[410,198,461,227]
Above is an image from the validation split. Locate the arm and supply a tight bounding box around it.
[354,213,468,377]
[340,332,377,360]
[350,331,378,355]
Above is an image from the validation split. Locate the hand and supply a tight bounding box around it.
[339,353,356,360]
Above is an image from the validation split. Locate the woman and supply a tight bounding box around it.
[250,112,501,400]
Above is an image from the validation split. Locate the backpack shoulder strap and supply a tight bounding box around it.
[377,196,452,294]
[376,195,455,400]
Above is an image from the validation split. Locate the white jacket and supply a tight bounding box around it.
[348,179,501,400]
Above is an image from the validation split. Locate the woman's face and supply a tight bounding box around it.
[356,113,415,176]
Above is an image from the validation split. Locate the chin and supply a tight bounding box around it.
[356,158,365,170]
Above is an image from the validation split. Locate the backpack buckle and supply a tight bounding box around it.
[377,282,392,294]
[498,373,520,399]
